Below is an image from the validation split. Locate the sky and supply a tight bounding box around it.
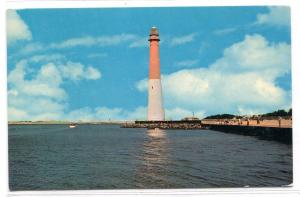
[6,6,291,121]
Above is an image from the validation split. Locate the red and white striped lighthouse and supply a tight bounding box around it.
[148,27,165,121]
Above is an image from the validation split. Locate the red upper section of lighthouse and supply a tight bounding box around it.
[149,27,161,79]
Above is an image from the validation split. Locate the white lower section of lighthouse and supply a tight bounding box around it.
[148,79,165,121]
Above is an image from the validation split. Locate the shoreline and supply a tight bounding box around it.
[8,117,292,129]
[8,121,131,125]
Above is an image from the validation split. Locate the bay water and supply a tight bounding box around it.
[9,124,292,190]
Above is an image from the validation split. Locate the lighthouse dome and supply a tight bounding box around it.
[150,27,159,36]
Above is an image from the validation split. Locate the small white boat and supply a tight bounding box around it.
[69,124,76,128]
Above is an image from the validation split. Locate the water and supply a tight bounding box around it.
[9,124,292,190]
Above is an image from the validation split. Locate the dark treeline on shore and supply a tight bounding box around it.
[261,109,292,117]
[204,108,292,119]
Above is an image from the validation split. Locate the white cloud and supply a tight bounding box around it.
[47,33,198,49]
[17,42,44,55]
[213,27,237,36]
[137,34,291,116]
[176,59,198,68]
[8,107,28,121]
[129,34,198,48]
[85,66,102,80]
[65,106,147,121]
[211,34,290,75]
[87,53,108,59]
[124,106,147,120]
[170,33,197,46]
[7,10,32,44]
[8,59,102,121]
[95,107,124,120]
[7,56,214,121]
[29,54,65,63]
[129,37,148,48]
[64,105,204,121]
[165,107,204,120]
[12,34,140,58]
[59,62,101,81]
[10,31,200,62]
[135,78,147,92]
[66,107,98,121]
[53,36,95,48]
[8,61,66,121]
[51,34,137,49]
[8,60,66,100]
[59,62,85,81]
[256,7,290,27]
[12,34,142,58]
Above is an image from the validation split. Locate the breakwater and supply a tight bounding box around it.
[121,120,292,144]
[122,120,202,129]
[202,124,292,144]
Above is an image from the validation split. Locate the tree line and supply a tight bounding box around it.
[204,108,292,119]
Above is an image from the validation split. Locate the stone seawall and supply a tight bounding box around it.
[121,120,202,129]
[203,124,292,144]
[121,120,292,144]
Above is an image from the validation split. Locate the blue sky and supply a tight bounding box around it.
[7,6,291,121]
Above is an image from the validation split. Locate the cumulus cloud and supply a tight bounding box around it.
[8,59,102,121]
[59,62,101,81]
[64,105,203,121]
[255,7,290,27]
[85,66,102,80]
[137,34,291,116]
[7,10,32,44]
[8,60,66,100]
[165,107,204,120]
[8,62,66,121]
[211,34,290,75]
[136,78,148,92]
[65,106,146,121]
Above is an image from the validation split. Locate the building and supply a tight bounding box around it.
[182,117,200,121]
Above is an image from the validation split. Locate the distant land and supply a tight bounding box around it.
[8,109,292,125]
[8,120,133,125]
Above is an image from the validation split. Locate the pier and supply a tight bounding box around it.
[202,124,292,144]
[121,118,292,144]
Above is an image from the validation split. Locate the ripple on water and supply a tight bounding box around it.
[9,125,292,190]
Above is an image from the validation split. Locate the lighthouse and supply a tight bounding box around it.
[148,27,165,121]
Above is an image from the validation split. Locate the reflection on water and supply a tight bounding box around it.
[134,129,172,188]
[147,128,166,138]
